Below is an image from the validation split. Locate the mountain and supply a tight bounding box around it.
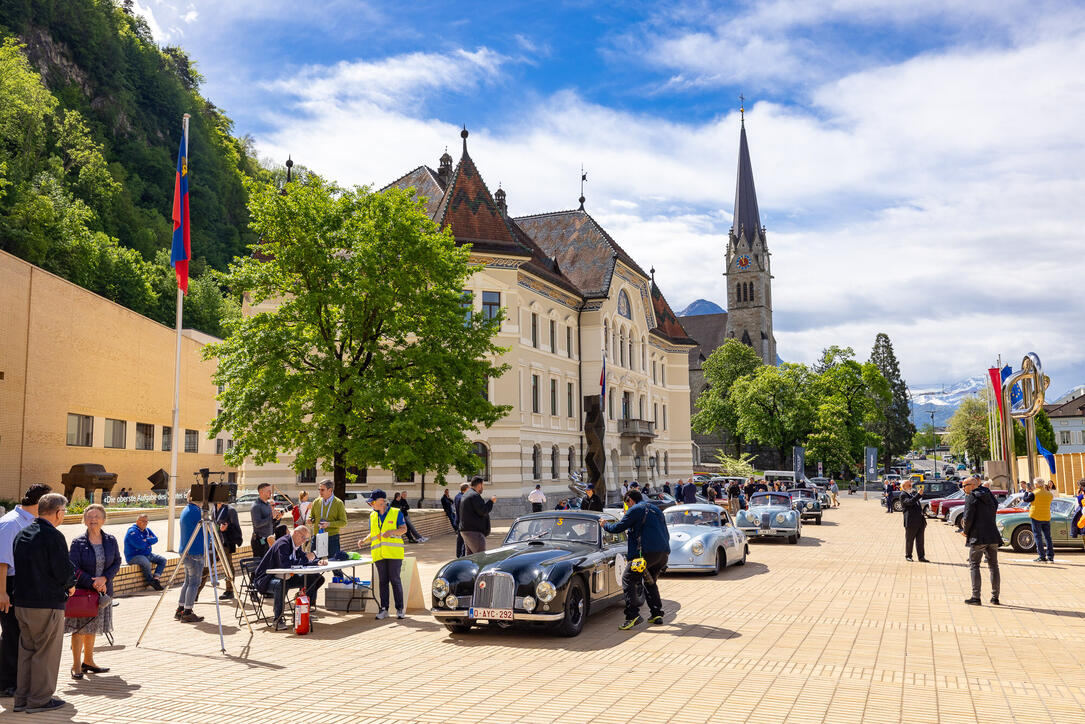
[908,376,987,426]
[679,299,725,316]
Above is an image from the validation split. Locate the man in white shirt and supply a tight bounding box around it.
[528,485,546,513]
[0,484,51,696]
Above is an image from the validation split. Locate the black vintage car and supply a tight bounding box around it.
[431,511,629,637]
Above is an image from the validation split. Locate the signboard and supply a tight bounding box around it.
[864,446,878,482]
[793,446,806,481]
[817,461,823,477]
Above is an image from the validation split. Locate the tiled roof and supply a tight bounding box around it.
[505,216,583,296]
[678,312,730,367]
[1044,395,1085,418]
[435,148,528,255]
[514,210,650,297]
[650,281,697,346]
[733,123,763,242]
[381,165,446,219]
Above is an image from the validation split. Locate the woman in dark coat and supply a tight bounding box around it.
[67,504,120,680]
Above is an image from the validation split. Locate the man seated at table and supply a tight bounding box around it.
[253,525,325,631]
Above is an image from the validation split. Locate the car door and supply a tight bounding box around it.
[718,510,738,559]
[1050,501,1072,541]
[600,526,627,599]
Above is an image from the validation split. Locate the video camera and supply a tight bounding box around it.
[190,468,236,504]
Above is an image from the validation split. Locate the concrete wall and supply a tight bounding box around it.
[0,251,234,501]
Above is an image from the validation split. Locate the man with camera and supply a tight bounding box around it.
[250,483,283,560]
[254,525,324,631]
[599,489,671,631]
[899,480,929,562]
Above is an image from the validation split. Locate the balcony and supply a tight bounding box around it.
[617,418,656,437]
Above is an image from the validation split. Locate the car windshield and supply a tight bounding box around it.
[665,509,720,527]
[1051,499,1073,515]
[788,489,815,499]
[751,494,791,507]
[505,516,599,545]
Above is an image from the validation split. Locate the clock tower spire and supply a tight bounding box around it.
[724,108,776,365]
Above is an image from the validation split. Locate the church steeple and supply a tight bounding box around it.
[732,122,762,242]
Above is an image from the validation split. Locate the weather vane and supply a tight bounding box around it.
[578,164,587,210]
[739,93,745,124]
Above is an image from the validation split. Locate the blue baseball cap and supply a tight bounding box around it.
[367,489,387,503]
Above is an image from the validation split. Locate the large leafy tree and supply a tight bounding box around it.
[691,339,763,454]
[208,178,510,498]
[730,363,816,466]
[869,333,915,468]
[808,346,890,475]
[947,394,990,464]
[1013,409,1058,456]
[912,423,938,451]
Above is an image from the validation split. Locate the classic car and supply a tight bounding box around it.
[645,491,678,509]
[787,488,823,524]
[664,504,748,573]
[944,491,1027,529]
[734,492,802,543]
[887,480,959,511]
[924,489,965,518]
[936,489,1008,520]
[234,491,294,513]
[997,497,1084,552]
[430,510,628,637]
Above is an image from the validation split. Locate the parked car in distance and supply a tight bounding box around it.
[888,480,959,512]
[234,491,294,513]
[788,488,823,524]
[997,498,1085,553]
[937,489,1008,521]
[925,489,965,518]
[947,491,1029,529]
[644,492,678,510]
[735,492,802,544]
[664,504,748,573]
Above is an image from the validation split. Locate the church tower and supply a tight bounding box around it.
[724,111,776,365]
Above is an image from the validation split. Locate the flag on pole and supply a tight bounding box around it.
[170,126,191,294]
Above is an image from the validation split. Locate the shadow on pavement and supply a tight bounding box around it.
[61,673,141,700]
[663,560,769,581]
[998,603,1085,619]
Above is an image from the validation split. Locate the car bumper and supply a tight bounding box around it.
[666,560,716,571]
[739,527,793,538]
[431,610,564,622]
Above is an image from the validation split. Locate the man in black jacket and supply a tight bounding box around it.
[581,484,604,512]
[214,501,243,601]
[254,526,323,630]
[11,493,74,714]
[899,480,929,562]
[960,477,1001,605]
[458,477,496,554]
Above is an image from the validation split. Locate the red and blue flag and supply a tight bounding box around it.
[170,127,190,294]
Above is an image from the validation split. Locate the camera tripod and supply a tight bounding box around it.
[135,501,254,653]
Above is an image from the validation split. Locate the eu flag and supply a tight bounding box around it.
[170,126,190,294]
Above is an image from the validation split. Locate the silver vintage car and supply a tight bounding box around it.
[664,504,749,573]
[735,492,802,544]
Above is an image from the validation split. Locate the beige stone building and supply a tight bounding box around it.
[0,251,234,502]
[241,133,697,514]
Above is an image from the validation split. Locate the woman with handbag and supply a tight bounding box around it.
[66,504,119,680]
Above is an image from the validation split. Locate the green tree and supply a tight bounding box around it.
[1012,409,1058,456]
[806,399,853,475]
[712,451,756,477]
[207,178,511,498]
[869,333,915,469]
[730,363,815,466]
[691,339,763,453]
[808,346,890,473]
[912,423,938,450]
[947,394,990,464]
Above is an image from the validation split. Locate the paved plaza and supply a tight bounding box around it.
[3,496,1084,723]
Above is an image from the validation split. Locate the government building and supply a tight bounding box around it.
[241,130,698,514]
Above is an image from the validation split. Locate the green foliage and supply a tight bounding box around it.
[207,179,512,498]
[1013,409,1058,456]
[912,423,938,450]
[807,346,890,474]
[692,339,762,452]
[869,333,916,465]
[712,451,756,477]
[730,363,816,464]
[947,394,990,463]
[65,497,90,515]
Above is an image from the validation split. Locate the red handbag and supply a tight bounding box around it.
[64,588,100,618]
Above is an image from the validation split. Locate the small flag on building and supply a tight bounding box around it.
[170,125,191,294]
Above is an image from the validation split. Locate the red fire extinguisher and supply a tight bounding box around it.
[293,591,310,635]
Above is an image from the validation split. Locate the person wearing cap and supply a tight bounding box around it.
[581,484,604,512]
[358,490,408,620]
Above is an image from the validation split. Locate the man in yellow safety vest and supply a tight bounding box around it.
[358,490,408,620]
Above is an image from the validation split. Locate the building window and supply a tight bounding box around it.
[184,429,198,453]
[104,418,126,449]
[622,392,631,420]
[227,439,234,450]
[663,405,668,430]
[297,467,316,483]
[551,446,560,479]
[161,425,172,452]
[639,396,645,419]
[661,365,666,386]
[531,313,539,348]
[532,445,541,480]
[1060,430,1072,444]
[567,326,573,358]
[549,379,558,415]
[482,291,501,320]
[652,360,657,383]
[394,470,415,482]
[472,442,490,480]
[567,382,574,418]
[481,376,489,402]
[664,451,669,475]
[568,446,576,475]
[460,290,473,323]
[216,438,224,455]
[549,319,556,352]
[641,338,647,370]
[532,375,540,413]
[66,414,93,447]
[654,403,659,423]
[136,423,154,450]
[608,389,614,419]
[604,319,610,355]
[619,329,626,366]
[617,289,632,319]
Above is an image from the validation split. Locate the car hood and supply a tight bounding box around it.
[741,505,793,516]
[668,525,717,542]
[470,541,590,573]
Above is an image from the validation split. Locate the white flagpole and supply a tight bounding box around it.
[167,113,190,551]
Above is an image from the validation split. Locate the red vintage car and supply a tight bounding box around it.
[925,489,965,518]
[937,489,1010,519]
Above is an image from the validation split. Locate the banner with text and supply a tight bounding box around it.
[864,446,878,482]
[793,446,806,481]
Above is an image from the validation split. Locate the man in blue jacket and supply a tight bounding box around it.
[124,514,165,591]
[599,489,671,630]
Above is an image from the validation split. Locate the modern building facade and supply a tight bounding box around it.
[1046,393,1085,454]
[241,132,697,514]
[0,250,235,502]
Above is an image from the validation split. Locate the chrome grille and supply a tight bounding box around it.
[473,572,515,609]
[761,513,771,529]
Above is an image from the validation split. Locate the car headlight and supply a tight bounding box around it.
[691,541,705,555]
[522,596,536,612]
[536,581,557,603]
[996,521,1004,531]
[433,577,449,598]
[776,513,787,523]
[445,594,459,608]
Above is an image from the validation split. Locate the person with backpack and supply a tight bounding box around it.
[599,489,671,630]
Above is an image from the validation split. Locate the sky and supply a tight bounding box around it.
[133,0,1085,397]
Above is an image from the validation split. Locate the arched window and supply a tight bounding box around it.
[628,338,634,370]
[619,328,626,366]
[617,289,632,319]
[664,451,669,475]
[603,319,610,355]
[532,445,541,480]
[551,446,560,479]
[638,395,645,419]
[472,442,490,481]
[568,446,576,476]
[641,337,647,370]
[748,283,755,302]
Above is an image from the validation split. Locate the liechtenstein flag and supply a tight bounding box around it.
[170,126,190,294]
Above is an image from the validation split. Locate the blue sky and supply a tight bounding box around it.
[135,0,1085,398]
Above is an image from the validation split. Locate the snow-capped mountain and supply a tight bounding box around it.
[908,376,988,426]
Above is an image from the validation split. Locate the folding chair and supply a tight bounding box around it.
[235,557,273,627]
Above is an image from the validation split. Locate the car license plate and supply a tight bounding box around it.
[470,607,514,621]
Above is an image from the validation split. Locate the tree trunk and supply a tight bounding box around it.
[332,450,347,500]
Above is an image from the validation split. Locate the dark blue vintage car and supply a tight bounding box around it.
[430,511,628,636]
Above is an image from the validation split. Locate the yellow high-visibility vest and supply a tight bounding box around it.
[369,509,404,561]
